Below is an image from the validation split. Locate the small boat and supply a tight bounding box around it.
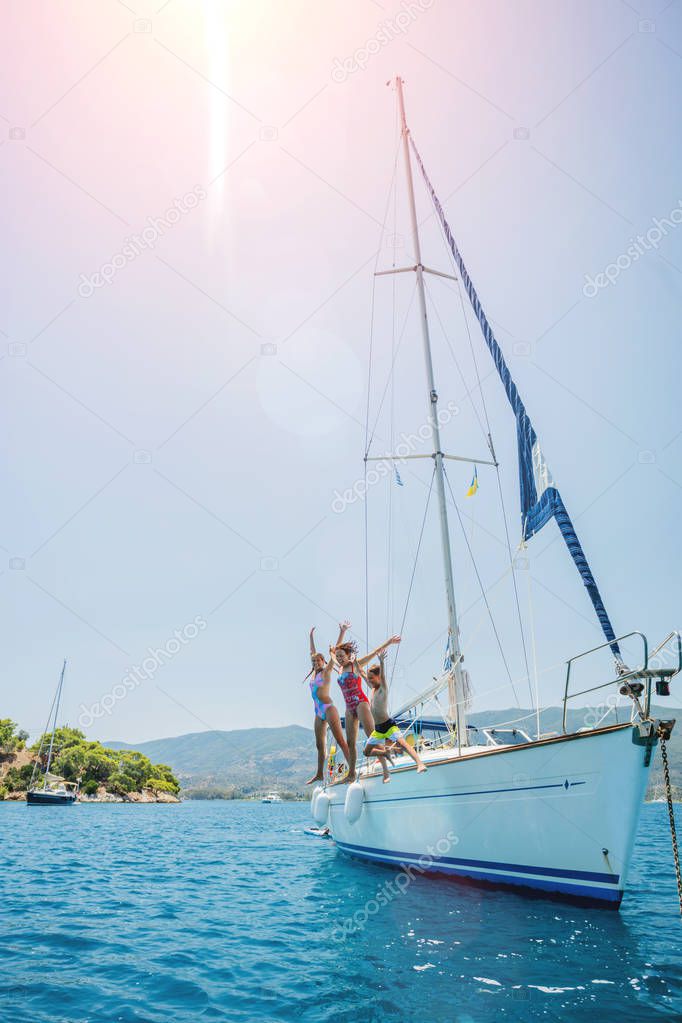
[26,778,79,806]
[261,791,282,803]
[27,660,79,806]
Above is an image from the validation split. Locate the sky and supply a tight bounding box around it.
[2,0,682,744]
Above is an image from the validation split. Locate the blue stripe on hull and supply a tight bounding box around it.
[359,779,586,807]
[335,838,618,884]
[334,840,622,905]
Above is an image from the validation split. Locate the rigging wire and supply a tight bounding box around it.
[453,273,535,709]
[432,691,457,740]
[389,565,523,712]
[364,283,417,457]
[399,554,517,711]
[386,169,399,636]
[524,545,542,738]
[364,126,401,651]
[28,676,61,789]
[443,467,521,706]
[424,201,535,710]
[423,279,489,443]
[390,466,437,687]
[363,115,530,716]
[363,458,369,653]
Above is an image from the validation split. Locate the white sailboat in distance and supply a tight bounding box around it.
[311,78,680,909]
[27,660,79,806]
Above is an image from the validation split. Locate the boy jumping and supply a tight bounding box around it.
[364,651,427,780]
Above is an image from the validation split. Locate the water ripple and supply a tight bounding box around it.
[0,802,679,1022]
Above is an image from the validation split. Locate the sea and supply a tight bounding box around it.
[1,800,680,1022]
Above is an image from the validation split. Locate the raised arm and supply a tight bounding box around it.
[335,619,351,647]
[378,649,387,689]
[322,646,337,682]
[358,635,401,669]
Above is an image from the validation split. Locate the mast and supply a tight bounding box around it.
[394,76,468,746]
[44,659,66,782]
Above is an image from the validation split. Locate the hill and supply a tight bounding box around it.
[107,706,681,797]
[107,725,313,792]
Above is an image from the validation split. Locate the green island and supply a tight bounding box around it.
[0,719,180,803]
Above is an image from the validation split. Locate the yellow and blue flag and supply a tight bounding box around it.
[466,466,478,497]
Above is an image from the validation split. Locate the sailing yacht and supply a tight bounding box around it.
[312,78,679,908]
[27,660,79,805]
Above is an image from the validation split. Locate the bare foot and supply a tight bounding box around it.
[306,774,324,785]
[417,763,427,773]
[346,772,357,784]
[383,775,391,784]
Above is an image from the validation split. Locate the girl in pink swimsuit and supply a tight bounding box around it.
[305,625,350,785]
[332,633,401,783]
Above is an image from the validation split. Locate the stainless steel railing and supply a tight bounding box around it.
[562,630,682,733]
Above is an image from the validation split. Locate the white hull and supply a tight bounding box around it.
[322,723,653,907]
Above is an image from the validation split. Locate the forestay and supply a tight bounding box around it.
[409,138,622,661]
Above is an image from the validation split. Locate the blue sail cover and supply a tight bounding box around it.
[410,138,621,659]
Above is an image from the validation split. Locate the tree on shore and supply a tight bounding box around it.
[0,719,29,756]
[1,724,180,796]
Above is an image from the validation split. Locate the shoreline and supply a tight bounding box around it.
[3,790,180,804]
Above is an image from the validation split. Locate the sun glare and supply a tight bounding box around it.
[204,0,229,235]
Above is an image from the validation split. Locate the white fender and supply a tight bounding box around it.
[310,786,323,816]
[313,791,331,825]
[344,782,364,824]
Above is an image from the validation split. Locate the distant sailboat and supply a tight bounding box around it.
[27,660,79,806]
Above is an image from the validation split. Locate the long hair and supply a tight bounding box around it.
[303,650,326,684]
[336,641,358,659]
[337,641,366,679]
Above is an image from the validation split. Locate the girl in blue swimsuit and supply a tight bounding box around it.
[306,625,350,785]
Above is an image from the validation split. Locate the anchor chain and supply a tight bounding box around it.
[659,726,682,915]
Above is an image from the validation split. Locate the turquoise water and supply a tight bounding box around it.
[1,801,680,1022]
